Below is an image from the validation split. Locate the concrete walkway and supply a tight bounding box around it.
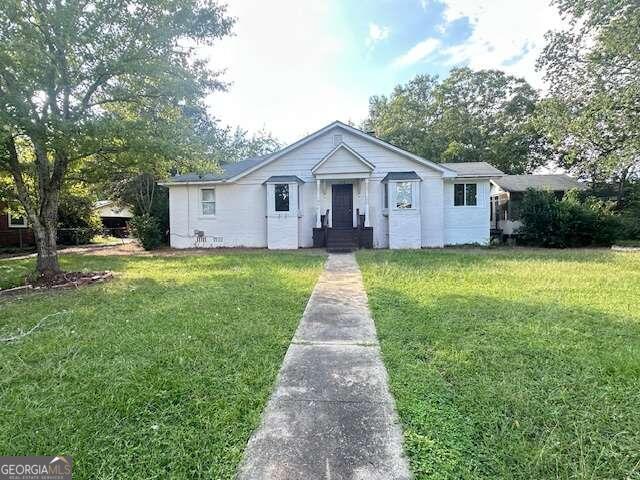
[237,253,410,480]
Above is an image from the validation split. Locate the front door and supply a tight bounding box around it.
[332,184,353,229]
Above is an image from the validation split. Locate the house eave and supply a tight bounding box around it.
[159,179,228,186]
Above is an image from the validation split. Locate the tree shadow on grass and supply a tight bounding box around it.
[368,287,640,480]
[0,253,323,479]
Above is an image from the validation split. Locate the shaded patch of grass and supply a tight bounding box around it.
[0,257,33,289]
[357,249,640,479]
[0,252,324,479]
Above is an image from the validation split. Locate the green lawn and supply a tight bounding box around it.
[0,256,33,289]
[357,249,640,480]
[0,252,324,479]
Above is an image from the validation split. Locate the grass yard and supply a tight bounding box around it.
[0,256,33,289]
[357,249,640,480]
[0,252,324,479]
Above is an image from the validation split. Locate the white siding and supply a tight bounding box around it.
[388,181,421,249]
[314,147,371,175]
[95,204,133,218]
[443,179,491,245]
[167,125,492,249]
[236,127,446,249]
[169,183,267,248]
[266,182,299,249]
[421,177,444,247]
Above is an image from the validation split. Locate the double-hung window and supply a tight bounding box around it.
[274,184,290,212]
[395,182,413,209]
[454,183,477,206]
[201,188,216,216]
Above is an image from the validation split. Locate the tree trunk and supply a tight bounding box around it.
[615,167,630,209]
[32,187,62,277]
[33,218,60,276]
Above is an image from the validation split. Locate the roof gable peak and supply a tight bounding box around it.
[311,142,375,174]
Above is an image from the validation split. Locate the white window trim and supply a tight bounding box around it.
[200,188,216,217]
[8,212,28,228]
[453,183,479,207]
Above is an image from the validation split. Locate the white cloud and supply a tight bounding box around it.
[365,22,390,48]
[202,0,369,143]
[392,37,441,68]
[437,0,565,88]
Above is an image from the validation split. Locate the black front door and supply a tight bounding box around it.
[332,184,353,229]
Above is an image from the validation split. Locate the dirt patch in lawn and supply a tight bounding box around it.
[0,271,113,297]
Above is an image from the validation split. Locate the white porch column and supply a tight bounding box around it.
[315,179,321,228]
[364,178,371,227]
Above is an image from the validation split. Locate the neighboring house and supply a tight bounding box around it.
[163,121,505,250]
[0,203,34,248]
[490,174,586,236]
[93,200,133,231]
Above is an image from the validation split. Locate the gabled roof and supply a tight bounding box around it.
[381,171,421,182]
[491,174,585,192]
[162,121,458,185]
[226,121,457,181]
[262,175,305,184]
[440,162,505,177]
[163,155,273,184]
[311,143,375,173]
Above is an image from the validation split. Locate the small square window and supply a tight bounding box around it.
[333,134,343,145]
[201,188,216,216]
[275,184,290,212]
[454,183,478,206]
[8,212,27,228]
[396,182,413,209]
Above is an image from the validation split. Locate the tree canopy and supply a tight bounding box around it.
[364,68,546,174]
[535,0,640,201]
[0,0,233,274]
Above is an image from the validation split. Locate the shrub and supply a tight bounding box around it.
[105,174,169,244]
[57,192,102,245]
[129,213,161,250]
[149,185,169,243]
[619,215,640,240]
[517,189,558,246]
[518,188,620,247]
[618,183,640,240]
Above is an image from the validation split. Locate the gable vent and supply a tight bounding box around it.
[333,134,343,145]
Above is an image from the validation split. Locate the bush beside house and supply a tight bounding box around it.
[129,214,162,250]
[517,189,622,247]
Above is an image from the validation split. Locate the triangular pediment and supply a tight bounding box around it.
[311,143,375,175]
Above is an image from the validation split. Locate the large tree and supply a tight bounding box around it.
[536,0,640,203]
[0,0,233,276]
[213,127,282,165]
[364,68,547,174]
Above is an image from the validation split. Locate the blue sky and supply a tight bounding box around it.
[206,0,564,143]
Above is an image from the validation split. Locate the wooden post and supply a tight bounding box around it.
[315,179,321,228]
[364,178,370,227]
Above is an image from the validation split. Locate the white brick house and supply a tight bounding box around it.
[162,121,504,250]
